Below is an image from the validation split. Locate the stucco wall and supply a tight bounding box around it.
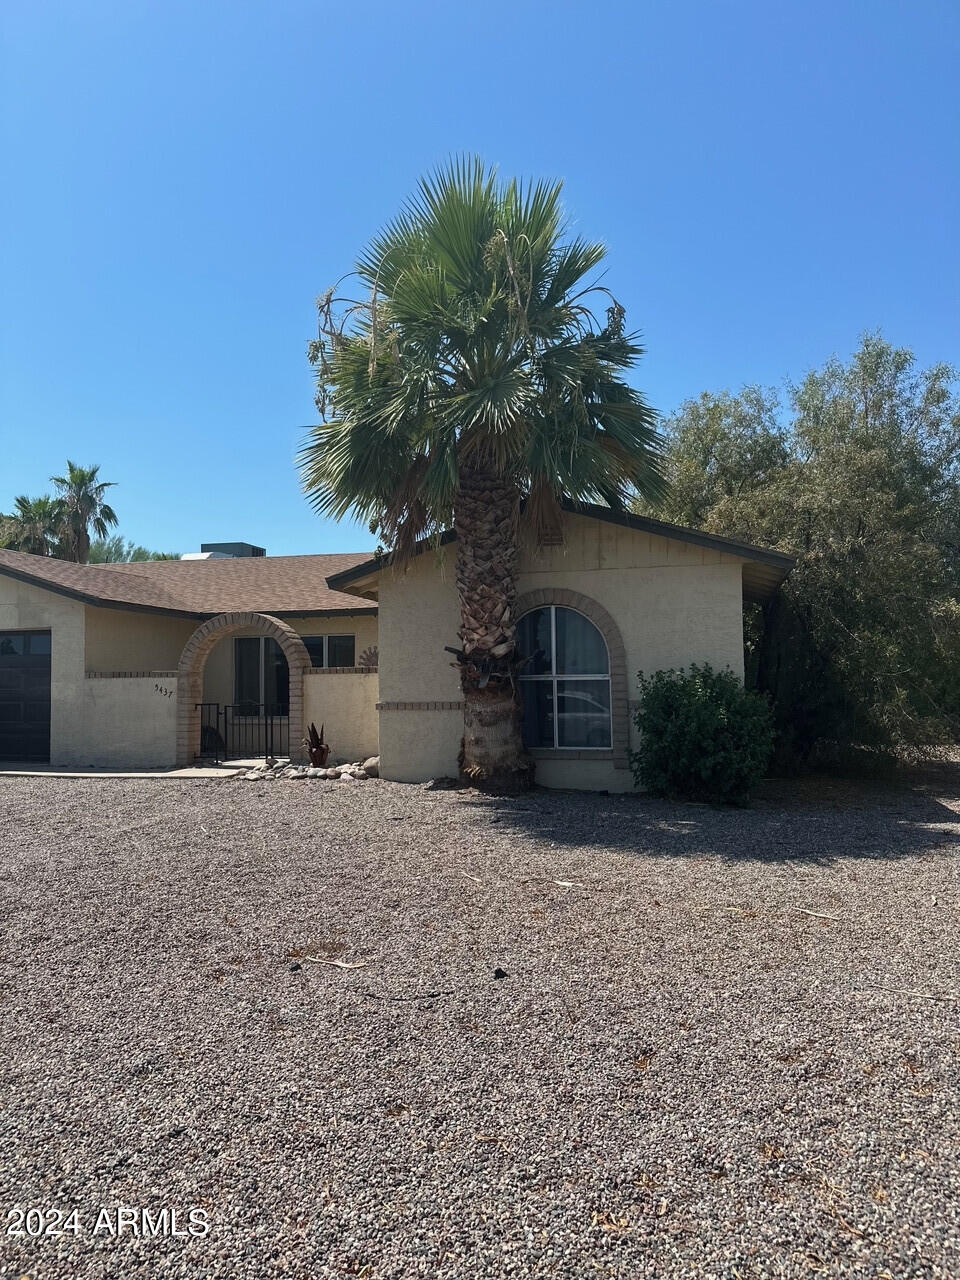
[378,551,460,704]
[378,706,463,783]
[76,675,178,768]
[0,577,86,766]
[303,670,379,764]
[84,606,196,674]
[202,614,379,707]
[377,512,747,790]
[517,513,745,681]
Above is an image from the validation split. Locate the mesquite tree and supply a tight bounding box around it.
[300,159,665,789]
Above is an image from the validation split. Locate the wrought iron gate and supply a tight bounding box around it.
[196,702,290,762]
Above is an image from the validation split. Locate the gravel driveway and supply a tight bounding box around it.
[1,772,958,1279]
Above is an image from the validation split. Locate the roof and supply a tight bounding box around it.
[327,502,796,603]
[0,548,377,618]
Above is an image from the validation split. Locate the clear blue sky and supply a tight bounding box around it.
[2,0,957,556]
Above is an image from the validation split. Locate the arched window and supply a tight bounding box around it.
[516,606,612,749]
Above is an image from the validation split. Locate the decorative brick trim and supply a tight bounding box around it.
[85,670,179,679]
[175,612,311,765]
[304,666,379,676]
[376,700,464,712]
[515,587,631,770]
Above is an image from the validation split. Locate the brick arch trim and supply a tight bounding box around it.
[514,588,630,770]
[176,612,312,765]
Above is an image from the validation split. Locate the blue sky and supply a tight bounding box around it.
[1,0,957,556]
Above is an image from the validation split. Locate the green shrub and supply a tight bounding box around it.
[630,664,774,804]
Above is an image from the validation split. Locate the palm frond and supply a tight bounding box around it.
[301,156,666,559]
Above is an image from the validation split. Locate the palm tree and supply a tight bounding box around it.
[299,159,665,790]
[0,495,66,556]
[50,462,119,563]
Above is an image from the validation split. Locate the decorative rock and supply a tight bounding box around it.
[325,769,341,780]
[339,772,357,784]
[306,768,323,778]
[362,756,380,778]
[351,769,368,780]
[244,771,262,781]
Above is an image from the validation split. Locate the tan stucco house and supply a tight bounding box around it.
[0,505,793,790]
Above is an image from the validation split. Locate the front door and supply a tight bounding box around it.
[0,630,52,762]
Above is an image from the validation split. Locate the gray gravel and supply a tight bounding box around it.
[1,772,959,1279]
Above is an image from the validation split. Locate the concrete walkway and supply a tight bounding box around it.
[0,758,280,780]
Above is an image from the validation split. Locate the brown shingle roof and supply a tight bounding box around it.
[0,548,377,617]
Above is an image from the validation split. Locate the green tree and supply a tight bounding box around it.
[0,495,66,556]
[88,535,179,562]
[641,335,960,763]
[300,159,665,789]
[50,462,119,563]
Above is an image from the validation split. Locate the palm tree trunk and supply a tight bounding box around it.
[453,466,533,791]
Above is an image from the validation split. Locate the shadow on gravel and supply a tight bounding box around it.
[454,764,960,865]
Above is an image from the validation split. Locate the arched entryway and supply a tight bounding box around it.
[176,612,311,765]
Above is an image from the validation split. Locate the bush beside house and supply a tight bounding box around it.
[631,664,774,805]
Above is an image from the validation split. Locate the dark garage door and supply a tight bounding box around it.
[0,631,52,762]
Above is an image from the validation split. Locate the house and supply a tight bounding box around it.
[0,506,793,789]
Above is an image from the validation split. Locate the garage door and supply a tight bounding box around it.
[0,631,52,762]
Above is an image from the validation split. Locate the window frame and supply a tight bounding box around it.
[302,634,356,669]
[517,606,612,751]
[233,636,289,716]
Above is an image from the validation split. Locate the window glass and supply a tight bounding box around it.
[556,679,611,747]
[516,608,553,674]
[556,609,609,675]
[519,679,553,749]
[516,607,612,750]
[303,636,326,668]
[263,638,289,715]
[327,635,356,667]
[0,635,25,658]
[234,637,261,713]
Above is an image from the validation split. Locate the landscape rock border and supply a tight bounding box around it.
[244,755,380,783]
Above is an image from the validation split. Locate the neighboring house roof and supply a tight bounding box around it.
[0,548,377,619]
[327,502,796,603]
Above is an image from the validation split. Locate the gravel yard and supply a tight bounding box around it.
[1,772,959,1280]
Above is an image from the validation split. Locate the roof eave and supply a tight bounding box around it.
[0,562,381,620]
[325,505,796,591]
[0,562,206,619]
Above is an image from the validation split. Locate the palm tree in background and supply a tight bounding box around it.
[0,495,66,555]
[51,462,118,563]
[299,159,665,790]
